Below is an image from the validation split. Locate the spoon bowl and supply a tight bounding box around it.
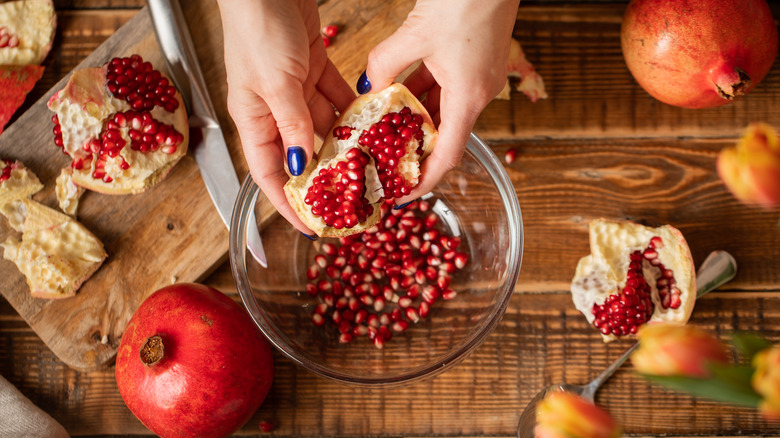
[516,250,737,438]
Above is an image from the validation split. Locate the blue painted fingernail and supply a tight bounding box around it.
[287,146,305,176]
[393,201,413,210]
[300,232,318,241]
[356,70,371,95]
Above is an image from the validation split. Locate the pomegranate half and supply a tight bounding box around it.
[115,283,274,438]
[284,83,437,237]
[621,0,778,109]
[570,219,696,342]
[48,54,189,194]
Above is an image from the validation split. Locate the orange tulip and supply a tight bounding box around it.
[534,390,621,438]
[752,345,780,421]
[717,123,780,209]
[632,324,730,378]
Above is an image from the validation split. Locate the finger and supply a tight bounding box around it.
[402,63,436,97]
[307,89,339,139]
[243,136,315,235]
[395,90,479,205]
[318,59,355,113]
[261,73,316,176]
[365,29,425,92]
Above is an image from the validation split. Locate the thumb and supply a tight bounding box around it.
[261,74,315,176]
[363,30,424,93]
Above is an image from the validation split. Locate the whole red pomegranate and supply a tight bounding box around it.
[115,283,273,438]
[621,0,778,109]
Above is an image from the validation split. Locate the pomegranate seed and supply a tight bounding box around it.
[322,24,339,38]
[258,420,276,433]
[442,289,458,300]
[322,35,331,48]
[392,320,409,332]
[649,236,664,249]
[505,148,518,164]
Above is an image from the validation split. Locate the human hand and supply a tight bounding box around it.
[360,0,520,205]
[217,0,355,236]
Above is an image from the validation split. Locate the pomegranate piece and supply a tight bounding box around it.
[47,54,189,195]
[304,199,468,349]
[0,64,44,134]
[0,158,42,206]
[285,83,438,237]
[570,219,696,342]
[504,147,517,164]
[494,38,548,102]
[621,0,777,109]
[0,0,56,66]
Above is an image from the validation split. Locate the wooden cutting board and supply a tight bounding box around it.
[0,2,260,371]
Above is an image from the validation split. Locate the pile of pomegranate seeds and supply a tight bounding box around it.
[105,55,179,113]
[303,147,375,229]
[591,235,681,337]
[0,26,19,48]
[357,107,425,198]
[305,199,468,348]
[0,159,13,184]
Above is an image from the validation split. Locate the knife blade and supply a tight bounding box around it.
[147,0,267,267]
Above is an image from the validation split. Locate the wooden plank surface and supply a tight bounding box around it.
[2,0,780,436]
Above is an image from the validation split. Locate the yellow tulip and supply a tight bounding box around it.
[534,390,621,438]
[752,346,780,421]
[717,123,780,209]
[632,324,729,378]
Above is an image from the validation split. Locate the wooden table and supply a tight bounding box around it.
[2,0,780,436]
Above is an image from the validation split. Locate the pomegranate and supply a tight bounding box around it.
[115,283,274,438]
[621,0,778,109]
[304,199,468,349]
[47,54,189,194]
[0,0,56,65]
[570,219,696,342]
[0,64,44,134]
[0,158,42,206]
[284,83,437,237]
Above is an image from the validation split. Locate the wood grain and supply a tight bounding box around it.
[2,0,780,436]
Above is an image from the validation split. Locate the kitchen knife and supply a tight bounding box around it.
[147,0,267,267]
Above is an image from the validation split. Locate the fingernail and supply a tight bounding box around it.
[393,201,413,210]
[287,146,306,176]
[300,232,318,241]
[356,70,371,95]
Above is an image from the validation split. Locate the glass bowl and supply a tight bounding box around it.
[230,133,523,386]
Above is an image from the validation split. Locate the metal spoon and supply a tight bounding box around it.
[516,250,737,438]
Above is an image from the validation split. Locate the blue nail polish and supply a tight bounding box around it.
[356,70,371,95]
[393,201,413,210]
[300,232,318,241]
[287,146,306,176]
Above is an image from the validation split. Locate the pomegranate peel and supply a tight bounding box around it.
[570,219,696,342]
[0,64,44,133]
[47,54,189,195]
[495,38,548,103]
[1,197,107,299]
[284,83,437,237]
[0,0,56,66]
[55,167,84,216]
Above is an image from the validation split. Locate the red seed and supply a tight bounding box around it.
[322,24,339,38]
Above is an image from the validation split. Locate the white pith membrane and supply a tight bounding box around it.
[47,61,189,195]
[284,84,437,237]
[55,167,84,216]
[0,159,42,206]
[0,0,56,65]
[570,219,696,342]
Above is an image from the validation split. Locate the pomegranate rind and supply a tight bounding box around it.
[570,219,696,342]
[0,159,43,206]
[47,65,189,195]
[495,38,548,103]
[284,83,438,237]
[1,198,107,299]
[0,64,45,133]
[55,167,84,216]
[0,0,56,66]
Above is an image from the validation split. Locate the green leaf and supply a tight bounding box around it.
[642,368,761,408]
[731,332,772,360]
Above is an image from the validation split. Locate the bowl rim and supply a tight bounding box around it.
[229,132,524,386]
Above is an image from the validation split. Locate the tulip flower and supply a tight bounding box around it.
[534,390,621,438]
[752,345,780,421]
[632,324,730,378]
[717,123,780,209]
